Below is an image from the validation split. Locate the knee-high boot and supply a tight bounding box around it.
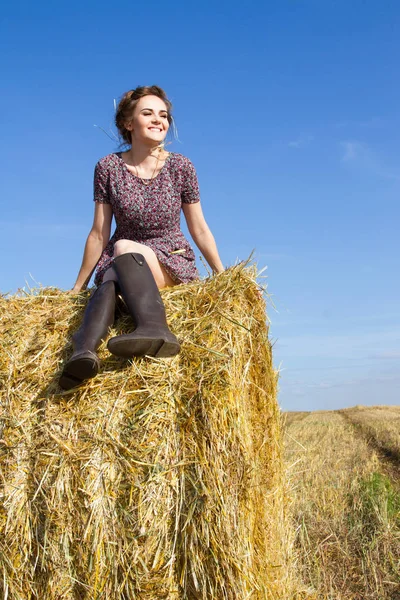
[59,280,116,390]
[107,253,180,358]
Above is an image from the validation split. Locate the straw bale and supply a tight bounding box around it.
[0,264,292,599]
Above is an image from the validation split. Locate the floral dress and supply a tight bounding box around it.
[93,152,201,287]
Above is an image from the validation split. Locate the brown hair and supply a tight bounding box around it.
[115,85,173,145]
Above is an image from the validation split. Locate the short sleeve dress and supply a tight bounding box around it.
[93,152,201,287]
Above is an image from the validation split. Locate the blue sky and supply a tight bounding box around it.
[1,0,399,411]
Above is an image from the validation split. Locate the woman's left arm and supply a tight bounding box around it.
[182,202,224,274]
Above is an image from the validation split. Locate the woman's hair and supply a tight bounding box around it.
[115,85,173,145]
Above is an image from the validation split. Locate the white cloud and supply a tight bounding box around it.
[288,135,314,149]
[341,140,363,162]
[340,140,400,180]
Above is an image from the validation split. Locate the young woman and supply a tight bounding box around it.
[60,85,224,390]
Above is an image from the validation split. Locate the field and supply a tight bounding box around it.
[284,405,400,600]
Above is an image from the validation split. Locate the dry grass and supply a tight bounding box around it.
[341,405,400,463]
[0,264,302,599]
[284,409,400,600]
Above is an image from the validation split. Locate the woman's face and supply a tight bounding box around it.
[127,95,170,146]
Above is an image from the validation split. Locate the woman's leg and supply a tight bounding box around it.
[113,240,176,289]
[59,278,117,390]
[106,244,180,358]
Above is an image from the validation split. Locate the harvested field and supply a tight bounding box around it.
[340,405,400,468]
[284,407,400,600]
[0,265,303,599]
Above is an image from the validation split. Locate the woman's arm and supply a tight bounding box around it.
[72,203,113,291]
[182,202,224,274]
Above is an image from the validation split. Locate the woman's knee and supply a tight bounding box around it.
[113,239,138,257]
[114,240,156,264]
[112,240,175,289]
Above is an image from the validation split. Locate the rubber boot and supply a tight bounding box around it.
[59,280,116,390]
[107,253,180,358]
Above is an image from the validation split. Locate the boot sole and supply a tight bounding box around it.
[107,336,180,359]
[59,352,100,390]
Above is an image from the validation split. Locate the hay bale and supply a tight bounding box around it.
[0,264,291,599]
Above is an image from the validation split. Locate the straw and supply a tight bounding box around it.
[0,263,296,599]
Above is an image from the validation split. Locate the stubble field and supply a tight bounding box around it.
[284,405,400,600]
